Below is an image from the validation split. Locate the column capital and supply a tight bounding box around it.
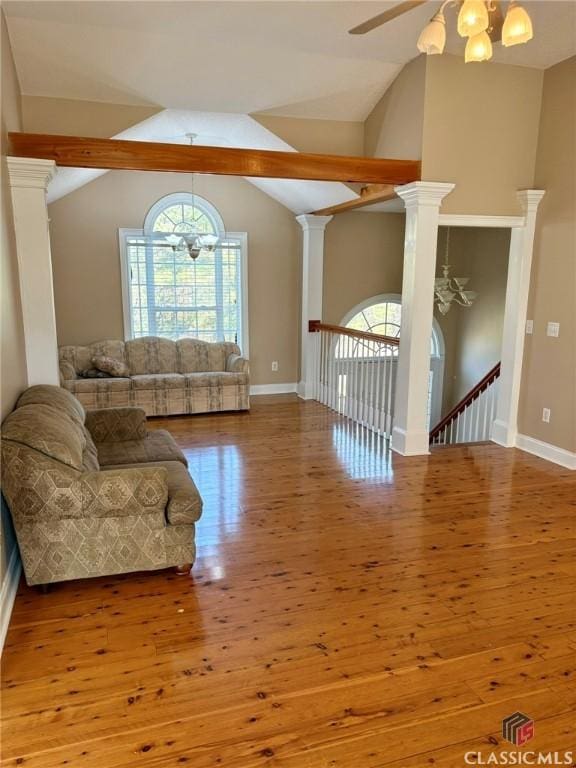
[395,181,455,209]
[296,214,333,232]
[7,157,56,191]
[517,189,545,216]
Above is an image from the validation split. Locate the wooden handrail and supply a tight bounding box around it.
[429,362,501,443]
[309,320,399,347]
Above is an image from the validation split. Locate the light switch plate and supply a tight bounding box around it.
[526,319,534,335]
[542,408,551,423]
[547,322,560,337]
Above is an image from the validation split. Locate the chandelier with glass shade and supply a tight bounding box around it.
[162,134,219,260]
[434,228,478,315]
[417,0,534,63]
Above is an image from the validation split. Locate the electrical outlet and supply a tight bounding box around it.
[542,408,551,423]
[547,322,560,337]
[525,319,533,335]
[271,361,278,372]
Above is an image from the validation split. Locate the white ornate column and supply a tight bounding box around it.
[492,189,545,447]
[296,214,332,399]
[7,157,59,386]
[391,181,455,456]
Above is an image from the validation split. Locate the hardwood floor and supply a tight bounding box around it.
[2,395,575,766]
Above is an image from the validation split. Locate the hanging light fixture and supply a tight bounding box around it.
[164,134,220,260]
[458,0,490,37]
[417,1,533,63]
[417,9,447,55]
[502,0,533,46]
[465,29,493,62]
[434,228,478,315]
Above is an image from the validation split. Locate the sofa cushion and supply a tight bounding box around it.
[2,404,86,471]
[182,372,249,387]
[105,460,202,526]
[131,373,186,390]
[59,340,127,376]
[17,384,86,426]
[177,339,240,373]
[126,337,178,375]
[96,429,188,468]
[65,377,132,394]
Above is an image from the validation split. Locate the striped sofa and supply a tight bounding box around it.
[59,336,250,416]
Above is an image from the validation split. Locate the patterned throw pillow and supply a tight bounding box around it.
[91,355,129,377]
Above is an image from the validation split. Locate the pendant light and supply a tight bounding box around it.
[434,228,478,315]
[502,1,533,46]
[465,30,493,62]
[457,0,489,37]
[417,10,446,55]
[164,134,220,260]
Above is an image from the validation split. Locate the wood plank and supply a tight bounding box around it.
[1,396,574,767]
[7,132,421,184]
[312,183,398,215]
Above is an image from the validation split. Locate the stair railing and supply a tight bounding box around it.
[309,321,399,437]
[429,362,501,446]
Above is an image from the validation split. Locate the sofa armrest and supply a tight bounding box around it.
[59,361,77,383]
[85,407,148,443]
[80,467,169,519]
[226,353,249,374]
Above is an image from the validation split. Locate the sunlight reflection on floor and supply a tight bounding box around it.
[331,420,394,482]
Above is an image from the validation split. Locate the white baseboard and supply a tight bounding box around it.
[0,545,21,654]
[250,382,297,396]
[516,434,576,470]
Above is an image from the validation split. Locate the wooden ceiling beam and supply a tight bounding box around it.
[312,183,399,216]
[8,132,421,185]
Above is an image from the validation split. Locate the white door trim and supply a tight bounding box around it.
[438,214,525,228]
[437,194,546,449]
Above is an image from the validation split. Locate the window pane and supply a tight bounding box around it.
[126,197,243,345]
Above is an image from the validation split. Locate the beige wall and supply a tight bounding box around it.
[22,95,160,137]
[422,55,543,215]
[48,171,301,386]
[435,227,510,414]
[253,114,364,156]
[323,215,508,421]
[518,57,576,453]
[364,55,426,160]
[323,212,405,324]
[1,11,26,612]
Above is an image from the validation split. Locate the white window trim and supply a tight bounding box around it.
[143,192,225,236]
[118,228,249,356]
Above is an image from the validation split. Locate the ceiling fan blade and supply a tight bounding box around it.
[348,0,428,35]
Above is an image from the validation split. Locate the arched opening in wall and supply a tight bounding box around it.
[340,294,445,428]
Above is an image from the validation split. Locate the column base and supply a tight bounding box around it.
[490,419,516,447]
[297,381,315,400]
[390,426,431,456]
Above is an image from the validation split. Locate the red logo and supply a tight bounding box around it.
[502,712,535,746]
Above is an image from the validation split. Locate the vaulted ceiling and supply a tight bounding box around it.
[4,1,576,121]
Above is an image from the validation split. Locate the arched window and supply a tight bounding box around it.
[143,192,224,237]
[342,295,443,356]
[119,193,248,351]
[340,294,445,428]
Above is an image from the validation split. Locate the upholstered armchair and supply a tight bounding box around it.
[1,385,202,586]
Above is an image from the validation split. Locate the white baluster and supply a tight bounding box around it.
[368,341,375,430]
